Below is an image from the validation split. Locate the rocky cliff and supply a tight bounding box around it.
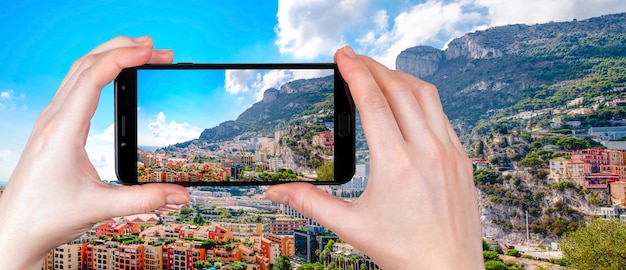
[396,13,626,123]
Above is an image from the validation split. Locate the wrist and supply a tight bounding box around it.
[0,197,48,269]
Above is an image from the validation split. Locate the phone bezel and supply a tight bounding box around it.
[114,63,355,186]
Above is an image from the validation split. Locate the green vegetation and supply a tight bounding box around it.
[560,219,626,269]
[550,181,574,191]
[505,249,522,257]
[316,160,334,180]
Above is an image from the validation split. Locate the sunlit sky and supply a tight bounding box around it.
[2,0,626,181]
[136,68,333,147]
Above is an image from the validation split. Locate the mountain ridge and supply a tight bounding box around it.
[396,12,626,124]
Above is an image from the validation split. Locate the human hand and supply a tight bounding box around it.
[0,36,190,269]
[266,47,483,269]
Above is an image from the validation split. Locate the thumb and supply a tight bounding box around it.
[95,184,190,219]
[266,183,355,233]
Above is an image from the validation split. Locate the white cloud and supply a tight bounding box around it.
[225,69,334,102]
[275,0,626,68]
[0,150,10,162]
[474,0,626,27]
[224,69,257,94]
[0,89,27,111]
[156,112,166,123]
[92,123,115,143]
[0,89,14,100]
[275,0,369,59]
[85,135,116,181]
[358,0,483,68]
[140,112,201,147]
[90,153,108,168]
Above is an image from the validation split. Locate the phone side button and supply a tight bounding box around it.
[338,112,351,137]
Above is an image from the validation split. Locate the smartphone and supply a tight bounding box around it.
[114,63,355,186]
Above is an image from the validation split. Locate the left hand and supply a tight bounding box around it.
[0,36,190,269]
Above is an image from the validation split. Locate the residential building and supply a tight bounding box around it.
[610,181,626,208]
[600,164,626,181]
[340,176,369,191]
[117,244,145,270]
[217,221,266,238]
[294,225,338,263]
[144,244,163,270]
[584,172,620,189]
[548,157,588,185]
[589,126,626,141]
[280,204,319,226]
[44,243,82,270]
[85,241,117,270]
[268,218,306,235]
[96,220,141,238]
[267,233,295,257]
[165,244,206,270]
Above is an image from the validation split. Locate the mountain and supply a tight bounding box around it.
[396,12,626,125]
[396,13,626,243]
[169,76,334,149]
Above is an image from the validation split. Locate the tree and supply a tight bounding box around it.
[474,169,498,185]
[230,261,247,270]
[316,160,333,180]
[484,260,508,270]
[519,157,544,170]
[482,239,491,251]
[506,248,522,257]
[483,251,499,261]
[272,255,291,270]
[556,137,590,150]
[560,218,626,269]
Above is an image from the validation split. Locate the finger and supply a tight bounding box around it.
[92,183,190,220]
[266,183,356,234]
[148,49,174,64]
[359,57,451,146]
[55,36,154,94]
[88,36,153,55]
[334,46,405,155]
[55,45,155,132]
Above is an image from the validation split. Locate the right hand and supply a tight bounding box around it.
[266,46,483,269]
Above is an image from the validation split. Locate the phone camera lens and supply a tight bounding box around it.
[121,85,126,90]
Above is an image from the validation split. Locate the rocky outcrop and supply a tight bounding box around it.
[396,46,444,78]
[445,35,504,60]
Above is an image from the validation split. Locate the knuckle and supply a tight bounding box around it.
[358,94,389,114]
[111,36,129,44]
[384,74,413,95]
[417,80,441,99]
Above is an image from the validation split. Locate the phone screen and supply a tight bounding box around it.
[118,64,354,185]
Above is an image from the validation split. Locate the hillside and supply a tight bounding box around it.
[397,12,626,125]
[168,76,334,149]
[396,13,626,243]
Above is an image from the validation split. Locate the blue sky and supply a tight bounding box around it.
[2,0,626,181]
[136,68,333,147]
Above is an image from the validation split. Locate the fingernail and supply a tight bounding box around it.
[266,188,289,205]
[133,36,149,43]
[166,193,188,205]
[342,46,357,59]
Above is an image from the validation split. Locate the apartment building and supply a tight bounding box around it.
[267,233,295,257]
[43,243,82,270]
[268,218,306,235]
[117,244,145,270]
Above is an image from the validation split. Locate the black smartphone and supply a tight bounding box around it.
[114,63,355,186]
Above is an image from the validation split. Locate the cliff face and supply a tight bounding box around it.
[396,13,626,123]
[395,13,626,243]
[395,46,444,78]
